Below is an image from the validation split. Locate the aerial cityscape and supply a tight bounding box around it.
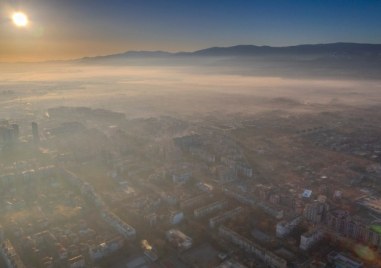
[1,1,381,268]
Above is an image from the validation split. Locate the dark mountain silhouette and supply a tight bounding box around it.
[80,43,381,62]
[79,51,172,63]
[77,43,381,79]
[187,43,381,57]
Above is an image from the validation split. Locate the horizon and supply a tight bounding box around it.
[1,0,381,62]
[2,41,381,64]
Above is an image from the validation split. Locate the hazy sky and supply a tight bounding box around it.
[1,0,381,62]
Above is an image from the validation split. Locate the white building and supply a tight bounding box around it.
[299,228,324,250]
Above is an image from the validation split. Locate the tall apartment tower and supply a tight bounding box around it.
[0,122,19,144]
[32,122,40,143]
[11,124,19,139]
[0,224,4,241]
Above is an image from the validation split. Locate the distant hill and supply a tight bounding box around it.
[187,43,381,57]
[79,43,381,62]
[79,50,172,63]
[77,43,381,79]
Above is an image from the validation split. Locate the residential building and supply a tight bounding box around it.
[300,228,324,250]
[219,226,287,268]
[303,201,329,224]
[166,229,192,251]
[276,216,302,238]
[89,236,124,261]
[0,240,26,268]
[32,122,40,143]
[68,255,85,268]
[327,251,363,268]
[101,210,136,239]
[169,211,184,225]
[194,200,226,218]
[209,207,243,228]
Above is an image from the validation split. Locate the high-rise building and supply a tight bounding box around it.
[300,228,324,250]
[11,124,19,139]
[0,224,4,241]
[0,121,19,144]
[303,201,329,224]
[0,126,12,143]
[32,122,40,143]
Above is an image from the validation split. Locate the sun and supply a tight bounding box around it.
[12,12,29,27]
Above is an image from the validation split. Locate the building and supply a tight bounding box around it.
[224,188,256,206]
[10,124,19,139]
[194,200,226,218]
[180,194,208,209]
[144,249,159,262]
[256,184,273,200]
[235,163,253,178]
[209,207,243,228]
[166,229,192,251]
[101,210,136,239]
[0,239,26,268]
[0,225,4,241]
[144,213,158,226]
[276,216,302,238]
[216,259,247,268]
[327,251,363,268]
[190,147,216,163]
[142,240,158,261]
[257,201,284,219]
[68,255,85,268]
[169,211,184,225]
[216,166,237,183]
[196,182,214,193]
[326,210,381,246]
[174,134,202,150]
[0,121,19,144]
[219,226,287,268]
[171,170,192,184]
[251,229,273,244]
[299,228,324,250]
[224,187,283,219]
[303,200,329,224]
[32,122,40,143]
[89,236,124,261]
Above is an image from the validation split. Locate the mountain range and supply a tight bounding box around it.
[79,43,381,62]
[78,43,381,79]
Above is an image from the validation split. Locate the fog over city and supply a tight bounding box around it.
[1,1,381,268]
[2,53,381,118]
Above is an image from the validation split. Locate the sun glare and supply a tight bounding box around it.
[12,12,29,27]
